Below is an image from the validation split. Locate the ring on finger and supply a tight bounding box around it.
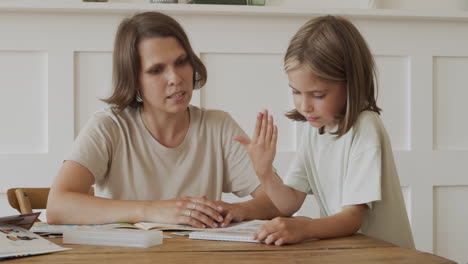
[184,209,192,217]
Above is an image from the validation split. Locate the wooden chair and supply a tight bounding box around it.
[7,187,95,215]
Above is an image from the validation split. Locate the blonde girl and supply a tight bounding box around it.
[235,15,414,248]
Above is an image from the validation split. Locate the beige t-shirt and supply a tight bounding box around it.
[285,111,415,249]
[67,105,260,201]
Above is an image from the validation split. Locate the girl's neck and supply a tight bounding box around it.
[140,106,190,148]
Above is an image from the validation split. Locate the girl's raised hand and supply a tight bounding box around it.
[233,110,278,180]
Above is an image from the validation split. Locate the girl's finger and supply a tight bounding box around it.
[252,112,263,142]
[232,136,250,147]
[271,125,278,148]
[220,212,233,228]
[259,110,268,143]
[264,231,281,245]
[265,114,273,143]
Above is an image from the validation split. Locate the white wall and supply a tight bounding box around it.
[0,1,467,263]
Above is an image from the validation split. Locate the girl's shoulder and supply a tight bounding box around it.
[348,111,387,147]
[353,110,384,133]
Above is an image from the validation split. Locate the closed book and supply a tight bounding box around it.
[63,228,163,248]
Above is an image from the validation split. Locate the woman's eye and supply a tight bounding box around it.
[313,94,325,99]
[176,57,188,66]
[292,90,300,95]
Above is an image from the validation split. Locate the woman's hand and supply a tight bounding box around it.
[212,201,247,227]
[144,196,224,228]
[233,110,278,180]
[253,217,310,246]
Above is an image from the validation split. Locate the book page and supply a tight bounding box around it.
[0,224,70,260]
[188,220,267,243]
[134,220,265,231]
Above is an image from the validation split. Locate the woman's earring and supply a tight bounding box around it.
[136,90,143,103]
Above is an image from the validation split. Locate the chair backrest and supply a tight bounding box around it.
[7,187,95,214]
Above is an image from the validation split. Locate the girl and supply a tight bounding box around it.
[234,15,415,248]
[47,12,279,228]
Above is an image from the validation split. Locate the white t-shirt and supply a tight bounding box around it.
[285,111,415,249]
[67,105,260,201]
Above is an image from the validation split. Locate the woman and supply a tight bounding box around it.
[46,12,279,228]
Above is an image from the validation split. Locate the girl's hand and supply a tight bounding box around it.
[145,196,224,228]
[253,217,309,246]
[233,110,278,179]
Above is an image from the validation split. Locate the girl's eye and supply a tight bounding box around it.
[149,67,162,74]
[313,95,326,99]
[292,90,300,95]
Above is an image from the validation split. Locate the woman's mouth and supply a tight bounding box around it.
[167,91,187,102]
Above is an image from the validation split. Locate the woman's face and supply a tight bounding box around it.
[288,65,347,132]
[138,36,193,115]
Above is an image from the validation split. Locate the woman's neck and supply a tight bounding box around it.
[140,106,190,148]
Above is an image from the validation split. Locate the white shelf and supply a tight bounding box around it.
[1,1,468,20]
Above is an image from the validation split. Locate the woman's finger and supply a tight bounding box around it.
[187,209,219,228]
[181,214,206,228]
[187,200,224,222]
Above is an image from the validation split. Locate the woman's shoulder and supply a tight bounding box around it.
[85,107,139,132]
[190,105,234,123]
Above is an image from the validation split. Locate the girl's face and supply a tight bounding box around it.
[138,36,193,115]
[288,66,347,132]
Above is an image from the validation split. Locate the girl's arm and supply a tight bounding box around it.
[254,204,367,245]
[234,110,306,215]
[46,160,224,227]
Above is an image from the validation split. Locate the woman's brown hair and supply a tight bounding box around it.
[103,12,207,110]
[284,15,381,137]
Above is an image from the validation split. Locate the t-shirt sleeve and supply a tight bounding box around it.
[66,113,116,183]
[284,153,313,194]
[342,147,382,207]
[220,113,260,198]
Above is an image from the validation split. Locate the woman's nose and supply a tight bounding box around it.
[167,68,182,86]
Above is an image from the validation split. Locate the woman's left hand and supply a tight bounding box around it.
[253,217,310,245]
[212,200,247,227]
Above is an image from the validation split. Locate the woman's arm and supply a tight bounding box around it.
[254,204,367,245]
[47,161,224,227]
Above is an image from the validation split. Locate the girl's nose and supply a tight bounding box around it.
[301,100,313,113]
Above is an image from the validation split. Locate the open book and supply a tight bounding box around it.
[188,220,267,243]
[32,220,262,234]
[0,213,70,260]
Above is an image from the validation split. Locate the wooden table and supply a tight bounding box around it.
[6,233,455,263]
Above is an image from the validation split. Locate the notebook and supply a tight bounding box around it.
[189,220,266,243]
